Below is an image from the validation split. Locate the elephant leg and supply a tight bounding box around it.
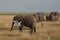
[30,26,33,34]
[10,22,14,31]
[33,25,36,32]
[41,22,43,27]
[19,25,23,32]
[30,25,36,34]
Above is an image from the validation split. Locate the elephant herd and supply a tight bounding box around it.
[46,12,59,21]
[10,11,59,34]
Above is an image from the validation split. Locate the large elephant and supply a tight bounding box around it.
[33,12,46,22]
[11,15,37,34]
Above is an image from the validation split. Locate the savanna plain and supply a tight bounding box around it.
[0,12,60,40]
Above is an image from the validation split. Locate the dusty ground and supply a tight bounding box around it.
[0,14,60,40]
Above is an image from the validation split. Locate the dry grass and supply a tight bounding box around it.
[0,14,60,40]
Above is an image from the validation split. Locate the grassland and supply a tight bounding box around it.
[0,12,60,40]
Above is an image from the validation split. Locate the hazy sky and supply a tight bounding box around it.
[0,0,60,12]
